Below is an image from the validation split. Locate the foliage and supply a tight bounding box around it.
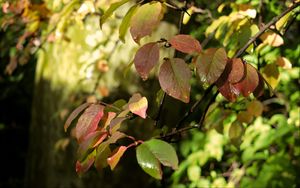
[1,0,299,187]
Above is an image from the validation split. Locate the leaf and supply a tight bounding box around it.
[158,58,191,103]
[144,139,178,169]
[134,42,160,80]
[228,58,245,84]
[130,2,164,43]
[94,131,126,170]
[76,151,95,175]
[253,72,265,98]
[75,104,104,142]
[196,48,228,84]
[109,117,127,133]
[260,31,284,47]
[119,5,138,42]
[276,56,292,69]
[169,34,202,54]
[262,63,280,89]
[100,0,131,28]
[107,146,127,170]
[127,93,148,119]
[233,63,259,97]
[64,103,90,132]
[216,80,240,102]
[247,100,264,117]
[136,142,162,179]
[229,121,245,147]
[78,131,108,160]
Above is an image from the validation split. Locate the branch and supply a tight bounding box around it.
[234,1,300,58]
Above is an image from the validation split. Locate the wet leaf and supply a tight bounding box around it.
[130,2,163,43]
[107,146,127,170]
[196,48,228,84]
[128,95,148,119]
[100,0,131,28]
[158,58,191,103]
[169,34,202,54]
[134,42,160,80]
[233,64,259,97]
[76,104,104,142]
[119,5,138,42]
[64,103,90,132]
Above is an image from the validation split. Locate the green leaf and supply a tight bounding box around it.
[130,2,164,43]
[100,0,131,28]
[196,48,228,84]
[158,58,191,103]
[136,139,178,179]
[262,63,280,90]
[119,5,139,42]
[229,121,245,147]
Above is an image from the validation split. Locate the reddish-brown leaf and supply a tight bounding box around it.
[107,146,128,170]
[134,42,160,80]
[64,103,91,132]
[169,34,202,54]
[158,58,191,103]
[76,104,104,142]
[253,72,265,98]
[196,48,228,84]
[233,64,259,97]
[130,2,164,43]
[216,80,240,102]
[228,58,245,84]
[78,131,108,160]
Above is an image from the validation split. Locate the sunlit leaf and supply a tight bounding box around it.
[144,139,178,169]
[196,48,228,84]
[64,103,90,132]
[228,58,245,84]
[233,64,259,97]
[107,146,127,170]
[229,121,245,147]
[260,31,284,47]
[78,131,108,160]
[134,42,160,80]
[130,2,163,43]
[158,58,191,103]
[128,94,148,119]
[247,100,264,117]
[276,56,292,69]
[76,104,104,142]
[100,0,131,28]
[119,5,139,42]
[262,63,280,89]
[169,34,202,54]
[136,142,162,179]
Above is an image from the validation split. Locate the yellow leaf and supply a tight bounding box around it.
[260,31,284,47]
[237,111,253,124]
[262,63,280,89]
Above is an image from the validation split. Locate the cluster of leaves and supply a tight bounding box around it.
[64,93,178,179]
[62,0,300,181]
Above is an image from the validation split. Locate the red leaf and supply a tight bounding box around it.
[228,58,246,84]
[233,64,259,97]
[158,58,191,103]
[217,80,240,102]
[130,2,164,43]
[107,146,128,170]
[78,131,108,160]
[128,93,148,119]
[134,42,160,80]
[64,103,90,132]
[76,104,104,142]
[169,34,202,54]
[196,48,228,84]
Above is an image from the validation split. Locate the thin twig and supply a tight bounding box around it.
[234,1,300,58]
